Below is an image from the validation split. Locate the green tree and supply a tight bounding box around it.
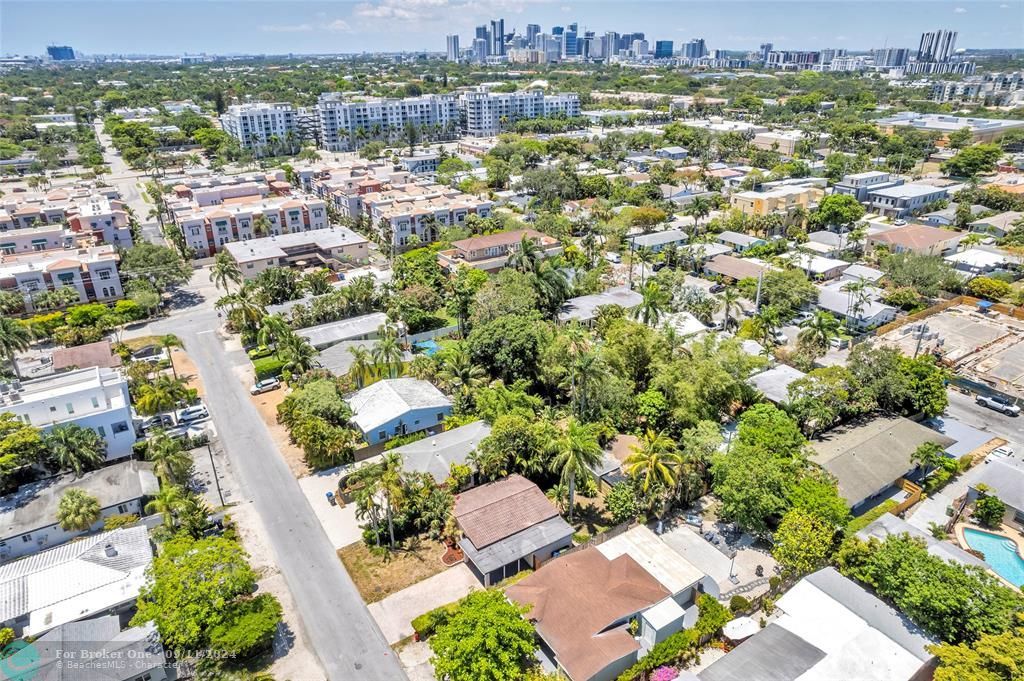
[136,374,190,417]
[813,193,866,231]
[797,310,841,354]
[119,242,191,290]
[947,127,974,150]
[57,488,101,531]
[211,250,242,293]
[146,431,193,485]
[430,590,537,681]
[605,482,640,524]
[943,144,1004,179]
[0,413,45,488]
[772,508,835,574]
[548,418,603,523]
[624,429,681,516]
[967,276,1012,301]
[0,317,32,380]
[975,494,1007,529]
[634,281,669,327]
[44,424,106,476]
[278,332,317,375]
[787,475,850,528]
[930,616,1024,681]
[208,593,283,659]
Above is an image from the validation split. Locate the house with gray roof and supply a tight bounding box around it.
[748,365,806,405]
[0,526,153,637]
[699,567,935,681]
[346,378,452,445]
[716,231,766,253]
[0,461,157,562]
[558,286,643,324]
[967,456,1024,530]
[385,420,491,483]
[296,312,389,350]
[627,229,689,253]
[856,513,987,569]
[815,281,897,331]
[28,615,170,681]
[316,339,412,377]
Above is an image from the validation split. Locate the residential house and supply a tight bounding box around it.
[316,339,412,377]
[748,365,807,405]
[815,282,898,331]
[831,171,904,203]
[0,367,138,460]
[0,461,157,562]
[50,340,123,373]
[0,526,153,637]
[699,567,935,681]
[839,264,885,285]
[345,378,452,446]
[703,254,771,282]
[296,312,389,350]
[0,245,124,312]
[654,146,688,161]
[558,287,644,324]
[508,525,717,681]
[856,514,987,568]
[28,616,170,681]
[967,456,1024,530]
[788,252,850,280]
[437,229,562,272]
[729,185,823,218]
[222,227,369,279]
[969,211,1022,237]
[946,248,1014,276]
[455,474,573,586]
[627,229,689,253]
[716,231,766,253]
[809,415,955,513]
[865,184,949,219]
[867,223,962,256]
[923,203,987,227]
[661,311,709,338]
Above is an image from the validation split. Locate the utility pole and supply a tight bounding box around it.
[754,270,764,311]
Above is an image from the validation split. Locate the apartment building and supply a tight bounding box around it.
[865,183,949,219]
[220,102,298,150]
[0,245,123,312]
[730,185,824,217]
[460,89,581,137]
[0,187,132,246]
[312,162,410,219]
[751,130,826,157]
[222,227,369,279]
[170,193,328,258]
[317,93,461,152]
[363,184,493,247]
[437,229,562,272]
[832,170,904,203]
[0,366,138,460]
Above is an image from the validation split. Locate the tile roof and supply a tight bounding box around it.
[454,474,558,549]
[870,224,960,250]
[50,340,122,371]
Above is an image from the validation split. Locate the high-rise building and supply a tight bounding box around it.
[220,102,298,150]
[918,30,957,63]
[473,38,488,63]
[603,32,620,58]
[316,93,460,152]
[552,25,564,36]
[581,31,595,59]
[475,25,490,56]
[526,24,541,48]
[759,43,773,61]
[568,22,578,33]
[490,19,506,56]
[819,48,846,65]
[653,41,674,59]
[563,29,578,58]
[872,47,910,67]
[683,39,707,59]
[631,39,649,57]
[461,89,580,136]
[446,35,460,62]
[46,45,75,61]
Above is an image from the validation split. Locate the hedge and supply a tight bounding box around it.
[411,602,459,639]
[845,500,898,535]
[253,355,287,380]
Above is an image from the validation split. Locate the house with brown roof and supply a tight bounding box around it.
[867,224,962,257]
[507,525,717,681]
[703,254,771,282]
[51,340,122,372]
[437,229,562,272]
[454,474,573,586]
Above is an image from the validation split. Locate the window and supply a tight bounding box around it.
[98,269,111,281]
[66,403,75,414]
[246,263,254,269]
[49,405,57,413]
[377,430,386,441]
[91,397,99,408]
[112,421,129,434]
[436,412,445,422]
[97,426,106,437]
[117,504,129,514]
[20,534,31,543]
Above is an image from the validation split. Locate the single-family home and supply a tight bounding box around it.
[316,339,413,377]
[508,525,717,681]
[0,461,157,562]
[867,224,962,257]
[0,526,153,637]
[840,264,885,285]
[296,312,389,350]
[716,231,766,253]
[654,146,688,161]
[699,567,936,681]
[455,474,573,586]
[970,211,1022,237]
[967,456,1024,530]
[50,340,123,373]
[923,203,986,227]
[748,365,807,405]
[788,252,850,281]
[704,254,771,282]
[559,287,644,324]
[627,229,689,253]
[661,311,709,338]
[346,378,452,446]
[865,184,949,219]
[815,282,897,331]
[809,415,955,513]
[945,248,1014,276]
[28,616,170,681]
[678,242,731,267]
[437,229,562,272]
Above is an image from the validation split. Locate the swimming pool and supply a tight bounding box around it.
[414,339,440,356]
[962,528,1024,587]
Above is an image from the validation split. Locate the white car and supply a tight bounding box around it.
[992,446,1015,458]
[976,394,1021,416]
[250,378,281,395]
[177,403,210,423]
[605,252,622,264]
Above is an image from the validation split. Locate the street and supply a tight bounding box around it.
[944,388,1023,448]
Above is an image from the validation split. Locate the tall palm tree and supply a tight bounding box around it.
[159,334,182,379]
[44,424,106,477]
[438,344,486,410]
[633,246,655,287]
[279,332,317,375]
[136,374,190,418]
[798,310,841,352]
[624,430,681,517]
[379,453,407,547]
[348,346,377,389]
[718,286,742,331]
[547,419,603,524]
[252,214,272,237]
[0,317,32,380]
[257,314,291,351]
[840,280,871,331]
[211,251,242,293]
[57,488,101,531]
[533,261,571,317]
[145,484,185,528]
[508,234,543,274]
[751,306,783,349]
[634,281,669,327]
[372,325,404,379]
[146,432,193,485]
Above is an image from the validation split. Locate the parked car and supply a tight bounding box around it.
[177,403,210,423]
[250,378,281,395]
[992,445,1015,458]
[976,394,1021,416]
[140,414,174,433]
[709,283,726,294]
[791,311,814,325]
[605,252,622,264]
[893,219,907,226]
[165,424,208,442]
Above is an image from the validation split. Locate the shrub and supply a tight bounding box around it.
[252,355,286,380]
[103,513,140,531]
[975,495,1007,528]
[845,500,898,534]
[0,628,13,649]
[729,595,751,614]
[605,482,640,524]
[617,595,729,681]
[768,575,781,592]
[208,594,283,659]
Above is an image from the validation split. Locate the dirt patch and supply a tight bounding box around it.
[571,489,614,538]
[339,537,448,604]
[170,348,204,398]
[250,385,311,478]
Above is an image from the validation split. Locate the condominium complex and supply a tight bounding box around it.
[363,183,493,247]
[0,186,132,247]
[0,366,138,460]
[0,245,124,312]
[730,185,824,217]
[220,102,298,150]
[316,93,461,152]
[223,227,369,280]
[460,89,580,136]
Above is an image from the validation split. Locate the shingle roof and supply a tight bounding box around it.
[705,254,769,281]
[50,340,122,371]
[454,474,558,549]
[699,623,825,681]
[870,224,960,250]
[390,420,491,483]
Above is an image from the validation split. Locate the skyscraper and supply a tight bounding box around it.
[526,24,541,48]
[872,47,910,67]
[604,31,619,58]
[654,41,674,59]
[490,19,506,56]
[563,28,578,58]
[475,25,491,56]
[473,38,488,63]
[46,45,75,61]
[552,25,564,36]
[759,43,773,61]
[918,30,957,63]
[446,35,460,62]
[684,39,707,59]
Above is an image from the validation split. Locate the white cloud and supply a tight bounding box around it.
[260,23,313,33]
[353,0,450,21]
[835,35,848,42]
[954,6,967,12]
[326,19,353,33]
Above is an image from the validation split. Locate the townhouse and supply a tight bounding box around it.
[0,186,132,247]
[831,170,904,203]
[729,185,823,218]
[0,245,124,311]
[865,183,950,219]
[223,227,369,280]
[363,184,493,248]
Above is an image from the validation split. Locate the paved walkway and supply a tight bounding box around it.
[298,469,364,549]
[368,564,480,644]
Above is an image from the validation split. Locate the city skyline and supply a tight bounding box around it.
[2,0,1022,57]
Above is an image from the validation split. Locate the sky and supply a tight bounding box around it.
[2,0,1022,56]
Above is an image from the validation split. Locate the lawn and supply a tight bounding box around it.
[338,536,448,603]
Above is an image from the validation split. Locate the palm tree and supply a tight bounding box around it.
[136,374,190,418]
[686,195,712,229]
[349,346,377,389]
[438,344,486,410]
[44,424,107,476]
[533,261,571,317]
[633,246,655,287]
[379,453,407,547]
[211,251,242,293]
[798,310,841,352]
[624,429,681,516]
[257,314,291,351]
[303,268,334,295]
[57,488,101,531]
[146,432,193,485]
[145,484,185,528]
[718,286,742,331]
[252,214,272,237]
[547,419,603,523]
[159,334,182,379]
[841,280,871,331]
[751,306,783,350]
[279,332,317,375]
[0,317,32,380]
[372,325,404,379]
[508,234,543,274]
[634,281,669,327]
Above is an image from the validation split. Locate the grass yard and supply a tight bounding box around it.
[338,536,448,603]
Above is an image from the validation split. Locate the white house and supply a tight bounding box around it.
[815,282,898,331]
[346,378,452,446]
[0,367,138,460]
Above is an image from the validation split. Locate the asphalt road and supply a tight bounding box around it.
[944,388,1024,448]
[142,296,405,680]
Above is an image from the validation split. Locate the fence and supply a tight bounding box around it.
[873,295,1024,338]
[407,325,459,344]
[555,520,639,560]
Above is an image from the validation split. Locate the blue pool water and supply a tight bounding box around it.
[414,339,440,356]
[963,528,1024,586]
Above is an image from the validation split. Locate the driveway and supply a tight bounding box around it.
[368,564,480,644]
[298,469,364,549]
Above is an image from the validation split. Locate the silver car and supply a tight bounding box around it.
[976,394,1021,416]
